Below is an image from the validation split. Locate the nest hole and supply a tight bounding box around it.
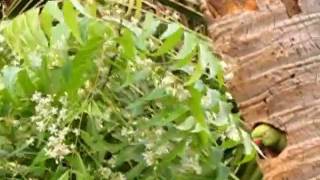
[252,122,288,159]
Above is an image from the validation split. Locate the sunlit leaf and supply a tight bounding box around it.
[63,0,83,44]
[58,171,70,180]
[153,24,183,56]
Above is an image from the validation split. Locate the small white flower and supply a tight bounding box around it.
[142,150,156,166]
[148,39,156,50]
[120,127,134,137]
[70,144,76,150]
[181,154,202,175]
[98,167,112,178]
[161,73,176,86]
[108,156,117,168]
[31,91,42,102]
[77,88,85,97]
[26,137,35,145]
[155,128,164,136]
[131,17,139,25]
[60,127,70,137]
[48,124,58,134]
[155,144,170,155]
[84,80,91,90]
[36,121,46,132]
[73,129,80,136]
[58,108,67,122]
[112,172,127,180]
[45,134,71,162]
[12,120,19,126]
[11,60,20,66]
[175,86,191,101]
[145,142,154,150]
[59,93,68,106]
[115,8,123,15]
[51,107,58,115]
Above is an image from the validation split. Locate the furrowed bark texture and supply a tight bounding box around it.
[202,0,320,179]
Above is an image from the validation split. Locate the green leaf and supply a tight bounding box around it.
[143,88,167,100]
[58,171,70,180]
[70,0,93,18]
[176,32,198,59]
[66,153,92,180]
[50,23,70,46]
[136,13,160,51]
[31,149,49,166]
[2,66,20,93]
[115,145,144,167]
[214,102,231,126]
[40,5,54,38]
[176,116,196,131]
[66,36,103,93]
[210,147,224,169]
[142,13,160,39]
[160,23,181,40]
[126,162,146,180]
[118,29,136,60]
[216,163,229,180]
[184,62,203,86]
[153,24,183,56]
[17,69,35,96]
[158,141,186,169]
[239,130,256,164]
[199,43,222,79]
[146,105,189,126]
[187,86,209,145]
[44,1,65,23]
[81,131,125,153]
[25,9,48,47]
[63,0,83,44]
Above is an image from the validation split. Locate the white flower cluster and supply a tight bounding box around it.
[98,167,127,180]
[141,128,172,166]
[180,153,202,175]
[161,72,191,101]
[45,127,71,162]
[142,150,156,166]
[135,57,154,69]
[31,92,68,131]
[120,126,135,142]
[31,92,57,132]
[30,92,77,163]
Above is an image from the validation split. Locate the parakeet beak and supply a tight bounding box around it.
[254,138,262,146]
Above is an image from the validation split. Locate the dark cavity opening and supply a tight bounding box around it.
[252,122,287,159]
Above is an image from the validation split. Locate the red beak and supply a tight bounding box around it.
[254,139,262,146]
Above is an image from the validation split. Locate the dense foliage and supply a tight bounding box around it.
[0,1,257,179]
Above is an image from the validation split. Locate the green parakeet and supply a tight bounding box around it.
[251,124,287,154]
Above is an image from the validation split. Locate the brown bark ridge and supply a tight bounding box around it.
[201,0,320,179]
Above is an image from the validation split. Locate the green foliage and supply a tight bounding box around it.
[0,1,257,179]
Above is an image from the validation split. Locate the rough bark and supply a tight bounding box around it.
[201,0,320,179]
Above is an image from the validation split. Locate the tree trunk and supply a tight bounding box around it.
[201,0,320,179]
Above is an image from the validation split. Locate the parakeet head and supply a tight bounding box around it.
[251,123,287,156]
